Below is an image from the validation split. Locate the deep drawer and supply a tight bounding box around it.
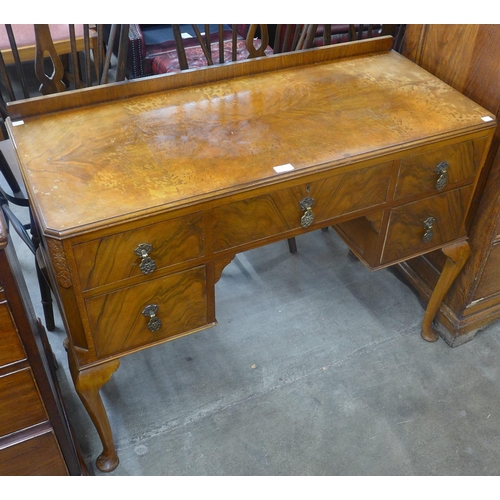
[381,186,473,265]
[86,265,209,357]
[212,161,393,252]
[0,368,47,437]
[73,212,204,290]
[0,431,68,475]
[0,302,26,368]
[394,137,488,201]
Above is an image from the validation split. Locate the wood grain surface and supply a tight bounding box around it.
[0,303,26,366]
[86,266,209,357]
[9,49,495,237]
[0,368,47,436]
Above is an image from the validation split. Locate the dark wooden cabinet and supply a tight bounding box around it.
[0,211,86,475]
[397,25,500,346]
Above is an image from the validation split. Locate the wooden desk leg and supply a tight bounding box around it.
[421,240,471,342]
[67,349,120,472]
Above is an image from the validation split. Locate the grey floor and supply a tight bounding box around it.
[7,193,500,476]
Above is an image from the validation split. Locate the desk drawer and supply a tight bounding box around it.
[395,137,488,201]
[381,186,473,264]
[0,302,26,368]
[212,162,393,252]
[74,212,204,290]
[0,368,47,437]
[87,266,209,357]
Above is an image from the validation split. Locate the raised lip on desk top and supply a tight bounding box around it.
[7,37,497,240]
[6,36,395,121]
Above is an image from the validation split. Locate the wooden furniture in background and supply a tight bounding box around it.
[272,24,405,53]
[127,24,405,79]
[0,24,130,333]
[397,24,500,346]
[0,211,86,475]
[6,37,496,472]
[0,24,98,66]
[1,24,130,117]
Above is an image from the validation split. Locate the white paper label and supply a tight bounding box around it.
[273,163,295,173]
[482,116,494,122]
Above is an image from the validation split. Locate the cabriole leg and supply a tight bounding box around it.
[421,240,471,342]
[67,349,121,472]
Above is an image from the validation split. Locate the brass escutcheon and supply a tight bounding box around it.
[134,243,157,274]
[435,161,449,191]
[142,304,162,332]
[422,216,436,243]
[299,196,315,228]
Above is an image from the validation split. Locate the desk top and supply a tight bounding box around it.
[7,39,496,237]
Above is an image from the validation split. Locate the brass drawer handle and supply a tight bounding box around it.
[299,196,315,228]
[142,304,162,332]
[134,243,157,274]
[423,216,436,243]
[435,161,449,191]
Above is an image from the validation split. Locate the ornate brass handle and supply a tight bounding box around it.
[299,196,315,228]
[142,304,162,332]
[435,161,449,191]
[422,216,436,243]
[134,243,156,274]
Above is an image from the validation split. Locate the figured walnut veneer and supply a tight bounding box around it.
[6,37,496,472]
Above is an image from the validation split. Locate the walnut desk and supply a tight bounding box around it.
[6,37,496,472]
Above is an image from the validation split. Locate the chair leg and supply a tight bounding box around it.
[0,150,23,197]
[1,199,55,330]
[30,212,56,331]
[287,237,297,254]
[35,255,55,331]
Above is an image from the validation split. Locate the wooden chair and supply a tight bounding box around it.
[126,24,267,78]
[0,24,98,65]
[272,24,406,54]
[149,24,273,75]
[1,24,129,103]
[1,25,97,103]
[271,24,318,53]
[0,24,130,330]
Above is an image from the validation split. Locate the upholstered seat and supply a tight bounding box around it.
[152,36,274,75]
[127,24,249,78]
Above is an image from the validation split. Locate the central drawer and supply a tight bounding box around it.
[86,265,209,357]
[212,161,393,252]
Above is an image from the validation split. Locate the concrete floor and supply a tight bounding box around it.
[6,193,500,476]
